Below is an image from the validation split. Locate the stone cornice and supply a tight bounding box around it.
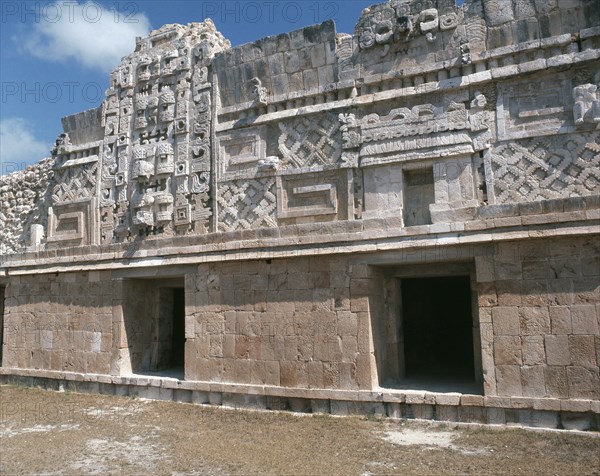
[1,198,597,275]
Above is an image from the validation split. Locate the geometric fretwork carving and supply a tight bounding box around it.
[491,132,600,203]
[278,113,341,168]
[217,178,277,231]
[52,162,98,204]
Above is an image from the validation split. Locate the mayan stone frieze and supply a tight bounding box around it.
[2,0,596,250]
[355,0,464,59]
[217,177,277,231]
[355,101,485,166]
[277,113,342,168]
[491,132,600,204]
[97,20,230,242]
[51,161,98,204]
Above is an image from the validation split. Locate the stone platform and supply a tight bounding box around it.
[2,368,599,431]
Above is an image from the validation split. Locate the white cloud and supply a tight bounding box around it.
[0,118,50,171]
[18,1,151,73]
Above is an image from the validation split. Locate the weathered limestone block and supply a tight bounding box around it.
[545,335,570,366]
[566,366,600,399]
[492,306,520,336]
[495,365,523,396]
[522,336,545,365]
[494,336,523,365]
[571,305,600,335]
[569,335,598,368]
[518,280,545,307]
[519,307,550,335]
[520,365,546,398]
[544,366,569,399]
[495,280,521,306]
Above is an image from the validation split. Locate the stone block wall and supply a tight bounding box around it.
[1,271,114,374]
[213,21,337,107]
[184,256,377,390]
[477,236,600,400]
[482,0,598,49]
[117,279,153,374]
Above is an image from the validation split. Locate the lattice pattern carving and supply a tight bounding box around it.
[52,162,98,204]
[217,178,277,231]
[491,133,600,203]
[278,114,341,168]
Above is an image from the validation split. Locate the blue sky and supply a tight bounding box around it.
[0,0,377,173]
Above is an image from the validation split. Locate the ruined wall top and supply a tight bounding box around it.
[1,0,599,263]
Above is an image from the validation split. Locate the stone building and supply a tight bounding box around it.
[1,0,599,430]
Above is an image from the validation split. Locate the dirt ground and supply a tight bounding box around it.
[1,385,599,475]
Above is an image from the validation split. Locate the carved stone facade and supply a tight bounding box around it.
[217,178,277,231]
[1,0,599,430]
[94,21,230,242]
[491,133,600,203]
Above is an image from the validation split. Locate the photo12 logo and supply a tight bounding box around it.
[1,162,28,175]
[198,1,341,24]
[1,1,141,24]
[2,82,104,104]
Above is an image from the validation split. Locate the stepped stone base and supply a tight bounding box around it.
[2,369,598,431]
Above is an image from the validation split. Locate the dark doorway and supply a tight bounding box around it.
[122,278,185,378]
[0,286,4,366]
[151,286,185,373]
[171,288,185,369]
[400,276,475,384]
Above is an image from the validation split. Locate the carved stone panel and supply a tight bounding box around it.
[276,170,348,223]
[359,104,475,166]
[497,77,574,140]
[47,199,97,247]
[217,178,277,231]
[573,83,600,125]
[217,127,267,181]
[278,113,341,169]
[491,132,600,204]
[95,20,229,241]
[51,158,99,205]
